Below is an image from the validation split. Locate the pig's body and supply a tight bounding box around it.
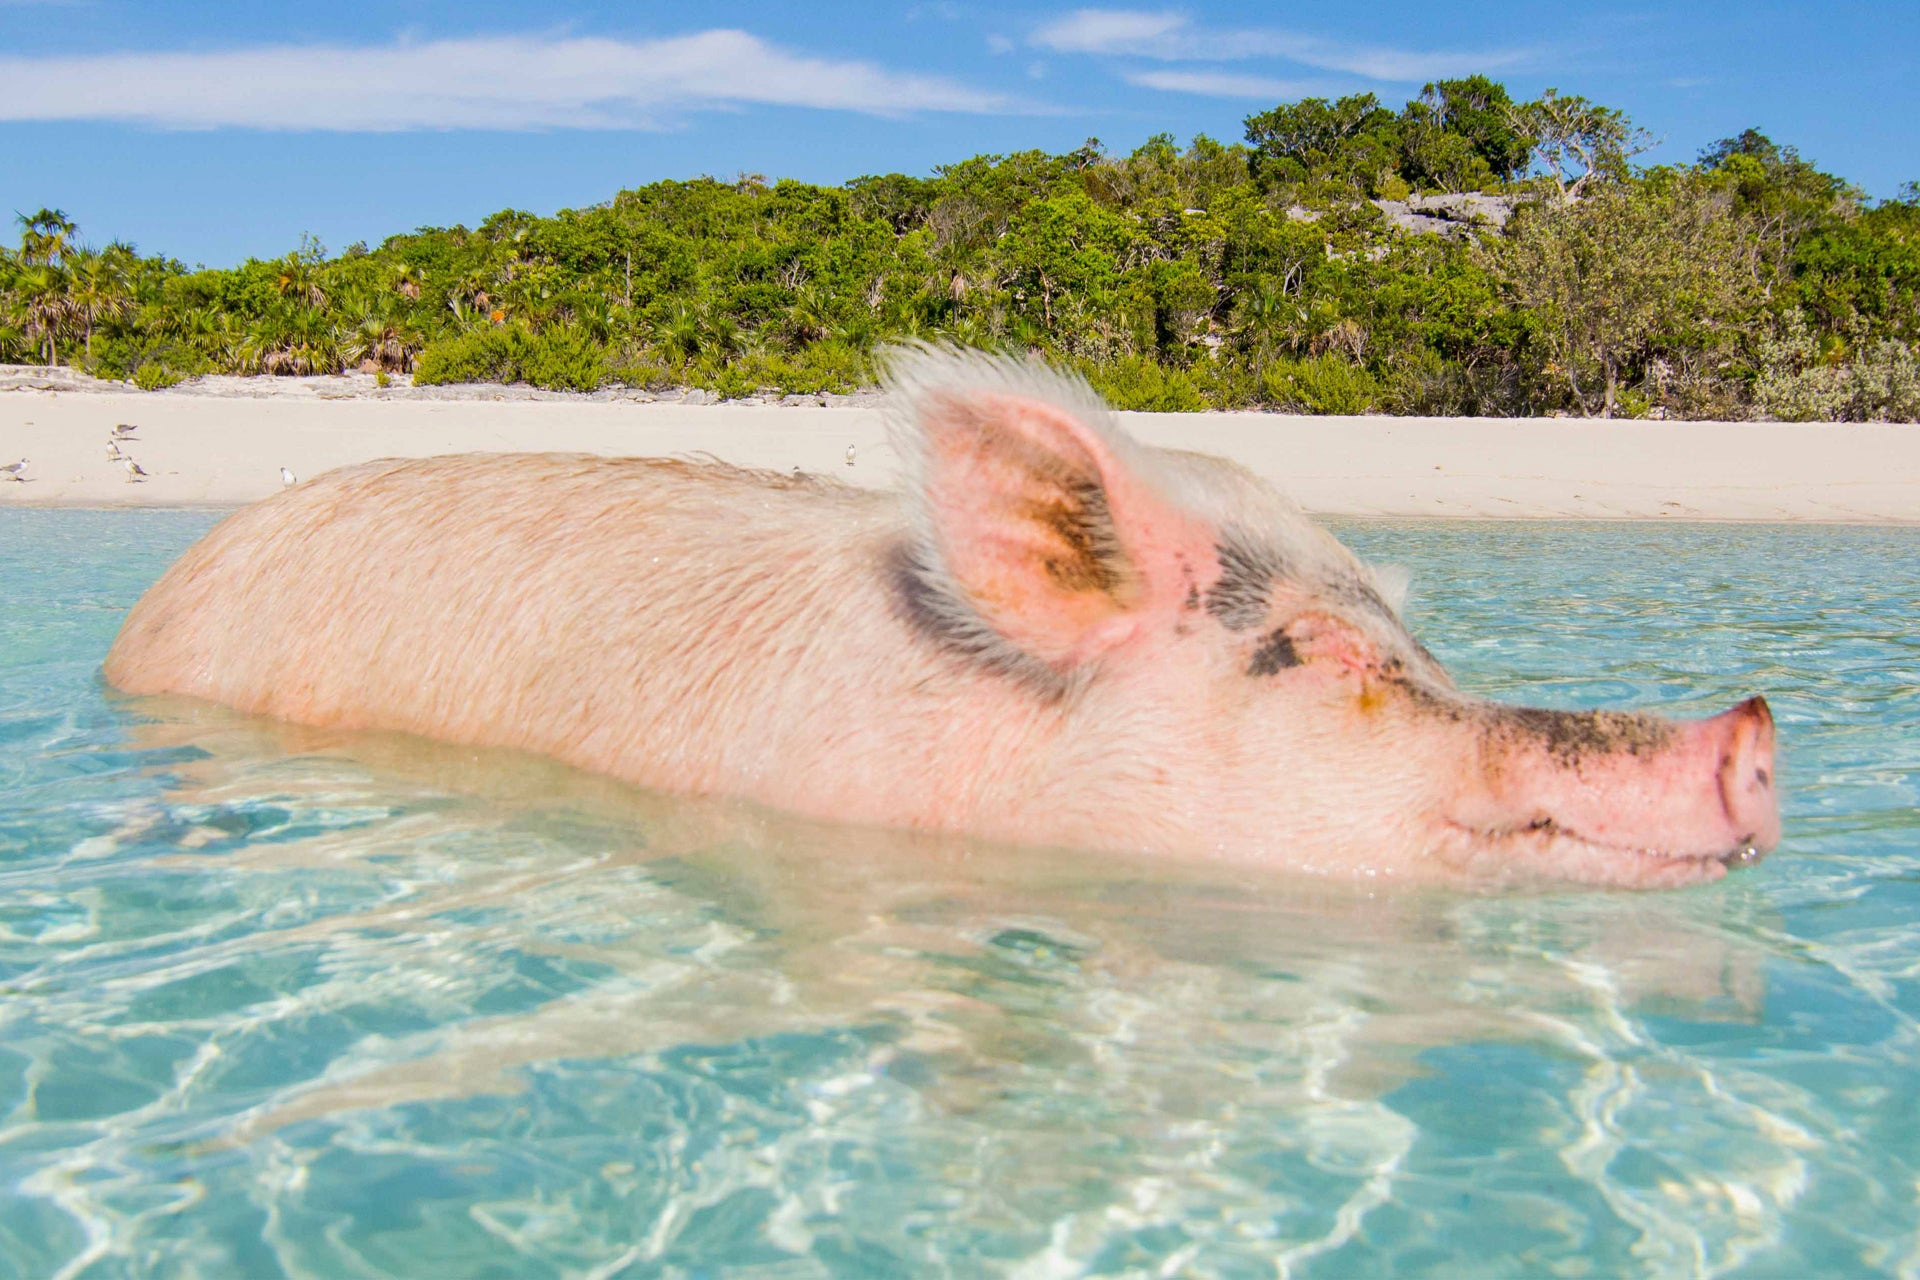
[107,454,1087,837]
[105,349,1779,887]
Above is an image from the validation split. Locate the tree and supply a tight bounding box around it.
[1486,173,1763,415]
[66,244,135,360]
[1400,126,1493,194]
[1244,94,1401,190]
[10,264,77,364]
[1402,76,1532,187]
[17,208,76,266]
[1510,90,1654,201]
[1696,128,1859,278]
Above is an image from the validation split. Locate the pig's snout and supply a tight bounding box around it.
[1456,693,1784,886]
[1713,695,1779,856]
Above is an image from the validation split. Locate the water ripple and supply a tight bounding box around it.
[0,511,1915,1277]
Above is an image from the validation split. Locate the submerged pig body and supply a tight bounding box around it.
[104,349,1778,887]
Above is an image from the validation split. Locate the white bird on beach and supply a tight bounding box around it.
[0,458,25,481]
[123,458,148,483]
[106,439,125,461]
[112,423,139,440]
[845,444,857,467]
[280,466,297,487]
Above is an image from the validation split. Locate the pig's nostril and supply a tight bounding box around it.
[1716,694,1781,853]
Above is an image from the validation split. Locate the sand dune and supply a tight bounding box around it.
[2,368,1916,521]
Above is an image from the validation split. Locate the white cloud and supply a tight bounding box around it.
[1125,69,1336,100]
[1031,8,1532,82]
[0,30,1014,131]
[1031,9,1186,53]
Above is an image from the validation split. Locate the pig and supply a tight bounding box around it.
[102,346,1779,888]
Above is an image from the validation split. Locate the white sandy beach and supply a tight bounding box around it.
[2,366,1917,522]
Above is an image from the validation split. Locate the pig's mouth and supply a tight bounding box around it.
[1439,815,1768,890]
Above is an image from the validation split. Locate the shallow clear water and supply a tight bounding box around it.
[1,508,1916,1279]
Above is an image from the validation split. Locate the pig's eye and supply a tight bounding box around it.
[1244,613,1388,681]
[1246,627,1303,676]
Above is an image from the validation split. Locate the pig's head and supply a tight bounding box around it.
[883,346,1779,889]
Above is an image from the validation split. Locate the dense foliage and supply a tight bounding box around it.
[4,82,1917,419]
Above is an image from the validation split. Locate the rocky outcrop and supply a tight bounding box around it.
[1372,193,1517,241]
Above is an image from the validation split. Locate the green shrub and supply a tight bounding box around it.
[132,362,187,390]
[607,353,677,391]
[1379,348,1465,414]
[413,328,516,385]
[90,334,209,387]
[1752,313,1920,421]
[1262,355,1381,414]
[413,324,609,392]
[518,328,609,392]
[1186,355,1262,409]
[1079,355,1207,411]
[676,341,875,399]
[692,359,759,401]
[778,340,873,394]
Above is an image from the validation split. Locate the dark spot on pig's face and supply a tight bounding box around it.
[1205,533,1278,631]
[1247,628,1302,676]
[1489,705,1676,767]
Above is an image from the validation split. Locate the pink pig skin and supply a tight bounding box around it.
[103,348,1778,888]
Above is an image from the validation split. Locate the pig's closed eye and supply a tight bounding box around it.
[1247,628,1302,676]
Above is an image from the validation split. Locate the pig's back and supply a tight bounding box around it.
[104,453,897,786]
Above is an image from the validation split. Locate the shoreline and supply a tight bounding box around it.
[3,368,1918,523]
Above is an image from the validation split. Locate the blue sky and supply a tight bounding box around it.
[3,1,1915,267]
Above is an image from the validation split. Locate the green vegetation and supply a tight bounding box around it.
[3,82,1916,419]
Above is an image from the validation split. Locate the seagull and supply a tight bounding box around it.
[280,466,297,488]
[106,440,125,461]
[845,444,857,467]
[112,423,139,440]
[0,458,25,481]
[123,458,148,483]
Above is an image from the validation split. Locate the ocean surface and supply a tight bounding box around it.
[1,509,1915,1279]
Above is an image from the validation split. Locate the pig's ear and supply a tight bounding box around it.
[1368,563,1411,615]
[886,346,1214,676]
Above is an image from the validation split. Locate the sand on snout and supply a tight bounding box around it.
[2,369,1918,522]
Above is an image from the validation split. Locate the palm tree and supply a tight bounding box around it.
[1230,278,1293,371]
[256,305,339,376]
[274,253,327,309]
[450,268,494,314]
[213,316,265,374]
[11,263,77,364]
[657,304,705,368]
[781,286,833,349]
[341,312,422,372]
[66,246,134,363]
[17,209,76,267]
[391,262,426,302]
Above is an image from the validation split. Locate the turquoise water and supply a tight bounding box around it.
[1,509,1916,1279]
